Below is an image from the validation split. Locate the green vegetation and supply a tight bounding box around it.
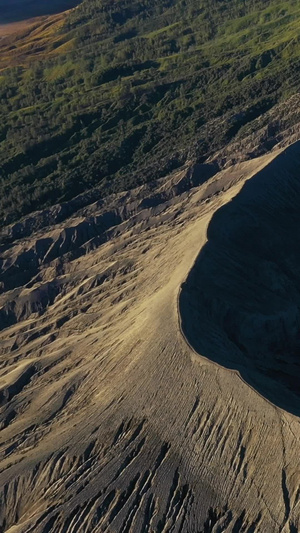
[1,0,300,225]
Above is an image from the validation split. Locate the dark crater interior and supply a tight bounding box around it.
[180,141,300,415]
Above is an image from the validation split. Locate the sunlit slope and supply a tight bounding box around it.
[1,0,300,224]
[1,145,300,531]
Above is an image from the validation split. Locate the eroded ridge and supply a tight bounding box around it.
[1,149,300,531]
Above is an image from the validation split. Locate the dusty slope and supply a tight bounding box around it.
[180,141,300,416]
[1,144,300,531]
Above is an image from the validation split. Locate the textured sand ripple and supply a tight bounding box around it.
[0,149,300,531]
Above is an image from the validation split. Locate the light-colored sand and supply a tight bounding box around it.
[0,146,300,531]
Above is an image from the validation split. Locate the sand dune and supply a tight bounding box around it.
[1,145,300,531]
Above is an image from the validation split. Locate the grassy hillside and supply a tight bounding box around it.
[1,0,300,225]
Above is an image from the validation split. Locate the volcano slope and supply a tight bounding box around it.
[180,140,300,416]
[1,143,300,531]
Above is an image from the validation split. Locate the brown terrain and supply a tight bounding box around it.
[0,12,66,40]
[0,0,80,27]
[0,19,36,37]
[1,100,300,531]
[0,0,80,66]
[0,13,72,72]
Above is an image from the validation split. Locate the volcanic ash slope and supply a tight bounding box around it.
[1,144,300,532]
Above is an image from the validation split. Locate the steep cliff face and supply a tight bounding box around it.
[180,141,300,415]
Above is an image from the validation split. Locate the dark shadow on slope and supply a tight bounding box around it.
[179,141,300,416]
[0,0,81,24]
